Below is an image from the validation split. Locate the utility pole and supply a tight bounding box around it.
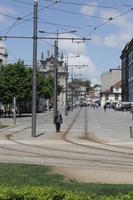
[71,67,74,111]
[32,0,38,137]
[65,60,68,116]
[53,40,58,122]
[13,97,16,125]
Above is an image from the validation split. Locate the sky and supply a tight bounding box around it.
[0,0,133,85]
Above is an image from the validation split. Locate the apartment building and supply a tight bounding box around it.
[120,38,133,102]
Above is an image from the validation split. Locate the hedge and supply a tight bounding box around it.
[0,186,133,200]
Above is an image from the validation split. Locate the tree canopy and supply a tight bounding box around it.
[68,79,100,92]
[0,61,60,107]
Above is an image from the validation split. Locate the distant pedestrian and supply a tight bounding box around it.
[104,104,107,112]
[67,104,70,111]
[49,104,52,111]
[54,111,63,132]
[95,103,98,109]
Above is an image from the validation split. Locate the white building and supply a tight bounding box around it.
[39,52,66,108]
[101,68,121,92]
[0,40,7,66]
[101,68,122,107]
[101,81,122,107]
[0,40,7,110]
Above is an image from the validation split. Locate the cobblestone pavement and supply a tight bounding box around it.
[0,107,133,184]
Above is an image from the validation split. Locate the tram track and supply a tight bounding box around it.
[1,108,133,172]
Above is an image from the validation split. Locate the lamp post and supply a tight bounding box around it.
[53,40,58,123]
[65,60,68,116]
[68,64,87,111]
[39,29,77,119]
[64,55,80,115]
[32,0,38,137]
[54,30,77,120]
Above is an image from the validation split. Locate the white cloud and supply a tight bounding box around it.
[58,33,88,55]
[0,4,16,22]
[103,32,133,47]
[80,2,133,48]
[92,8,133,48]
[58,36,100,82]
[41,32,100,83]
[81,2,98,16]
[100,9,132,29]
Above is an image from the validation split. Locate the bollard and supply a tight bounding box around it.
[130,108,133,120]
[129,126,133,138]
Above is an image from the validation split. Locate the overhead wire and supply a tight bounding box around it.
[43,0,118,10]
[0,12,18,20]
[46,7,109,20]
[85,7,133,37]
[6,20,21,35]
[38,18,83,29]
[6,47,19,61]
[8,0,34,6]
[0,1,59,35]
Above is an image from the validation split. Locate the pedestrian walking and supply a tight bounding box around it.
[104,104,107,112]
[54,111,63,132]
[67,104,70,111]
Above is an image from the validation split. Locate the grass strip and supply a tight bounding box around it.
[0,163,133,197]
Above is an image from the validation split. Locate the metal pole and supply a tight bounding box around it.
[13,97,16,125]
[65,60,68,116]
[53,40,58,122]
[129,126,133,138]
[32,0,38,137]
[71,67,73,111]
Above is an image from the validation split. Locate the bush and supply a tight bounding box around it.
[0,186,132,200]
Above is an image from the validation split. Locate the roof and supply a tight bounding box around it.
[101,80,122,94]
[112,80,122,88]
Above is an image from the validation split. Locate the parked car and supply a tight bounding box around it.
[80,102,87,107]
[116,102,133,111]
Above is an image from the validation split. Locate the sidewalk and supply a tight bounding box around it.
[0,108,80,143]
[87,107,133,145]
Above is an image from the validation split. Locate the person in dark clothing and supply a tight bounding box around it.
[54,111,63,132]
[67,104,70,111]
[104,104,107,112]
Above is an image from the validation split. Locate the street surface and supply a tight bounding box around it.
[0,107,133,184]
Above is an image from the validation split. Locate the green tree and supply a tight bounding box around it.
[0,61,62,116]
[0,61,28,116]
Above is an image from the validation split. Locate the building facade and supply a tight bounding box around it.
[101,68,122,107]
[39,52,66,108]
[101,68,121,92]
[101,81,122,107]
[120,38,133,102]
[0,40,7,66]
[0,40,7,111]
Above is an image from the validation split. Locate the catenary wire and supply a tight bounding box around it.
[85,7,133,37]
[46,7,109,20]
[0,2,59,35]
[43,0,118,10]
[6,20,20,35]
[8,0,34,6]
[38,18,83,29]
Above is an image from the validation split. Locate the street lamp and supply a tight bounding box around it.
[32,0,38,137]
[39,29,77,120]
[63,55,80,115]
[39,30,77,34]
[68,64,87,111]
